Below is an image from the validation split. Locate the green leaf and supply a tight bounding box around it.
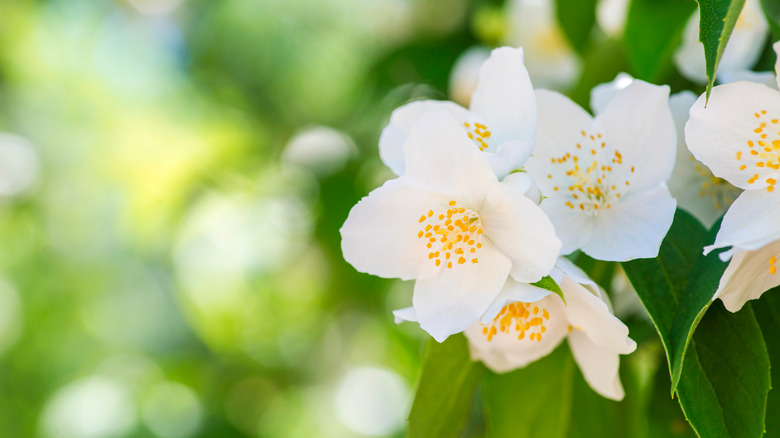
[676,302,769,438]
[761,0,780,39]
[531,275,565,304]
[622,209,706,375]
[622,210,770,436]
[482,343,575,438]
[752,288,780,437]
[667,218,727,392]
[696,0,747,100]
[407,334,484,438]
[623,0,697,81]
[554,0,598,54]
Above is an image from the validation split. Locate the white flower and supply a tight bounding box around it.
[394,258,636,400]
[343,112,561,341]
[466,258,635,400]
[706,191,780,311]
[593,73,741,228]
[673,0,769,84]
[379,47,536,179]
[596,0,630,37]
[685,42,780,311]
[448,46,491,108]
[525,80,677,261]
[504,0,580,90]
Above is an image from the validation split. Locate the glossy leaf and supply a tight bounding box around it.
[667,218,727,392]
[407,335,485,438]
[531,275,565,304]
[482,343,575,438]
[752,288,780,437]
[695,0,747,99]
[622,209,706,374]
[676,302,769,438]
[624,0,696,81]
[622,210,770,436]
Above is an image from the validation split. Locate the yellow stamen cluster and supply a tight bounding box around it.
[463,122,492,151]
[417,200,483,269]
[692,157,739,210]
[741,110,780,192]
[549,130,632,215]
[481,302,550,342]
[770,256,777,275]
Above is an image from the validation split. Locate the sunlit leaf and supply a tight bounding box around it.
[696,0,747,99]
[408,335,484,438]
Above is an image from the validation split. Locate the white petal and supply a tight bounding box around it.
[464,293,569,371]
[528,90,594,178]
[569,330,626,400]
[583,185,677,261]
[449,46,491,107]
[500,171,542,205]
[393,307,418,324]
[504,0,580,90]
[589,72,635,115]
[554,256,597,290]
[341,179,446,280]
[685,81,780,191]
[481,182,561,282]
[539,200,596,255]
[403,111,497,206]
[775,40,780,90]
[378,100,472,175]
[714,239,780,312]
[413,239,511,342]
[484,139,536,179]
[719,70,778,89]
[705,189,780,255]
[593,80,676,192]
[470,47,536,148]
[480,279,552,324]
[559,276,637,355]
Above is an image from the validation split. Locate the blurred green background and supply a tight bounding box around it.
[0,0,773,437]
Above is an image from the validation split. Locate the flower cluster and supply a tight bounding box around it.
[341,36,780,400]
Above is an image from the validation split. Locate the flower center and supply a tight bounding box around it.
[739,110,780,192]
[692,158,739,210]
[548,130,633,216]
[417,200,483,269]
[771,256,777,275]
[463,122,492,151]
[481,302,550,342]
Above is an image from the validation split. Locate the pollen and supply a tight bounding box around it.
[481,301,551,342]
[740,110,780,192]
[548,130,629,216]
[416,200,483,269]
[463,122,493,151]
[771,256,777,275]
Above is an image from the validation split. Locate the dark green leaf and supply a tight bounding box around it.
[676,302,769,438]
[407,335,485,438]
[667,218,727,392]
[696,0,747,99]
[761,0,780,39]
[622,209,706,373]
[482,343,575,438]
[623,0,697,81]
[622,210,770,436]
[531,275,565,304]
[752,288,780,437]
[554,0,598,54]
